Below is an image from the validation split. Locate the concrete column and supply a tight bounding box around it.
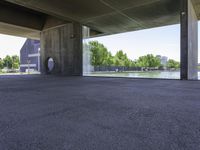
[181,0,198,80]
[40,22,82,76]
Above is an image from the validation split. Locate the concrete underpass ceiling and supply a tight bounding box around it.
[2,0,200,37]
[0,22,41,39]
[192,0,200,18]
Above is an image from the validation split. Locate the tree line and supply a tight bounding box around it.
[89,41,180,69]
[0,55,20,70]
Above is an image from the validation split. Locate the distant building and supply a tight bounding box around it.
[161,56,168,66]
[156,55,168,66]
[20,39,40,72]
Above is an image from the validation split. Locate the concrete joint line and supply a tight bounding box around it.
[42,24,69,32]
[99,0,146,28]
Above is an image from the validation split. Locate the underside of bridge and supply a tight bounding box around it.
[1,1,200,149]
[0,0,199,79]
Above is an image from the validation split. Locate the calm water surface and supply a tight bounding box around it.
[87,71,200,79]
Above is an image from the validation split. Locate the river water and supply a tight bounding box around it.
[88,71,200,79]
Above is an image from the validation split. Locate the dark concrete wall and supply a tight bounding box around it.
[188,0,198,79]
[181,0,198,80]
[40,23,82,76]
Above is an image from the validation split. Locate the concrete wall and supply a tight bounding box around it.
[188,0,198,79]
[40,23,82,75]
[181,0,198,80]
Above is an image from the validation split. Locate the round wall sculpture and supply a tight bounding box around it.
[46,57,55,73]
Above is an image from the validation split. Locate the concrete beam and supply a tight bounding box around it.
[181,0,198,80]
[0,1,45,31]
[0,22,41,39]
[0,1,71,39]
[0,1,45,38]
[40,23,82,76]
[42,16,70,31]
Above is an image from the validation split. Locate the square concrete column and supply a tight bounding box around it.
[181,0,198,80]
[40,22,83,76]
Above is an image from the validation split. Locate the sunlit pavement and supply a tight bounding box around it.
[0,75,200,150]
[0,72,40,76]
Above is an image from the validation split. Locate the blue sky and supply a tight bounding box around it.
[0,22,199,62]
[89,23,200,62]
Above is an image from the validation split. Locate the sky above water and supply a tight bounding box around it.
[89,22,200,62]
[0,22,200,62]
[89,24,181,61]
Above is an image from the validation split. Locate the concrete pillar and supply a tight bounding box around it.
[40,22,82,76]
[180,0,198,80]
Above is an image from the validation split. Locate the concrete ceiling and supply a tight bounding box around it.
[192,0,200,18]
[1,0,200,38]
[0,22,41,39]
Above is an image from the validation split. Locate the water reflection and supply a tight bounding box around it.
[87,71,200,79]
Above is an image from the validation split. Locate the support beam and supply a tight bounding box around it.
[181,0,198,80]
[40,23,83,76]
[0,1,46,38]
[0,1,45,30]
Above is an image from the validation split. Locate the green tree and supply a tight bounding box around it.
[137,54,161,68]
[89,41,110,66]
[114,50,132,67]
[0,58,3,69]
[12,55,20,69]
[106,52,114,66]
[167,59,180,69]
[89,41,135,67]
[2,55,20,69]
[130,60,138,67]
[3,55,13,69]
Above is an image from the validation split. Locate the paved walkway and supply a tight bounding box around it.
[0,75,199,150]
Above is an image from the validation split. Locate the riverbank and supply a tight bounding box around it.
[87,71,200,79]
